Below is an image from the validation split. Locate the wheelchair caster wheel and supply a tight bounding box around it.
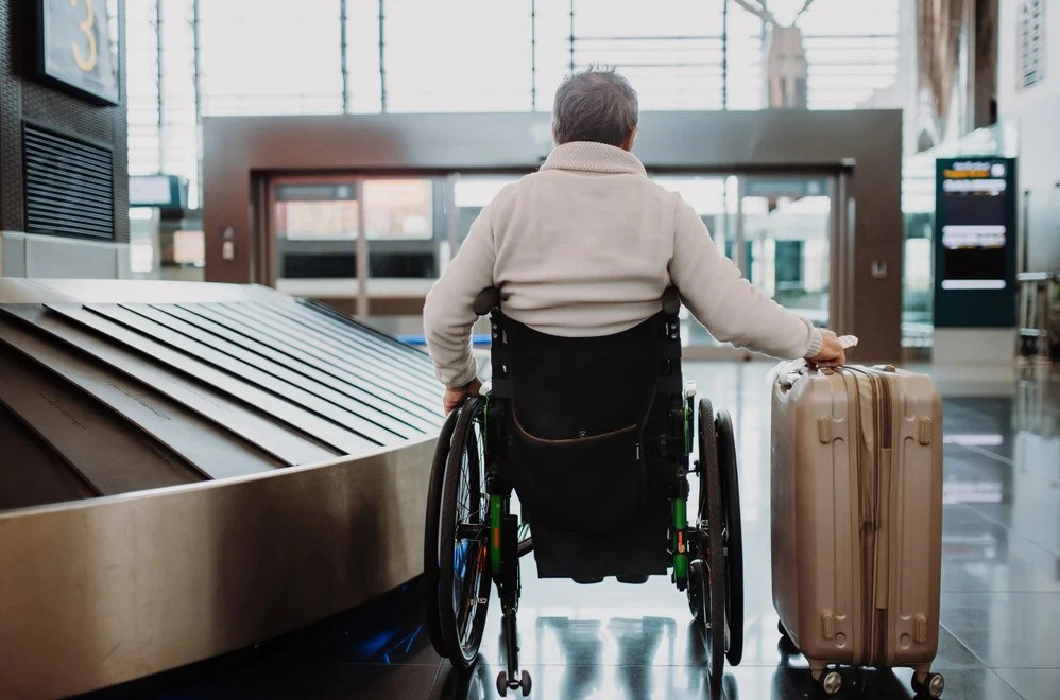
[820,670,842,696]
[777,620,798,655]
[912,672,944,698]
[497,670,531,697]
[777,638,798,665]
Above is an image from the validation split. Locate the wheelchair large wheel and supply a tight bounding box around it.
[694,398,727,688]
[715,410,745,667]
[430,398,492,670]
[425,409,461,654]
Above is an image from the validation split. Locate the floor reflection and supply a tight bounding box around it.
[77,362,1060,700]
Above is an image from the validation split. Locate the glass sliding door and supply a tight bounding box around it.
[271,177,361,302]
[269,174,442,320]
[651,172,840,359]
[360,176,439,335]
[739,176,833,330]
[265,170,848,360]
[652,175,740,355]
[450,174,525,346]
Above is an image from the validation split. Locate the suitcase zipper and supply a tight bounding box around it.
[874,371,894,665]
[843,366,890,666]
[843,362,894,666]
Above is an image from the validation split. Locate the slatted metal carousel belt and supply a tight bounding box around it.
[97,304,401,447]
[145,303,431,437]
[0,398,99,509]
[238,302,442,406]
[297,298,436,368]
[4,306,338,466]
[45,304,378,456]
[0,350,204,493]
[267,301,438,385]
[188,303,442,430]
[0,317,286,478]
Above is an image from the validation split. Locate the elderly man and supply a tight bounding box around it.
[425,67,845,412]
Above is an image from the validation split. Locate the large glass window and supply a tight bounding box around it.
[125,1,160,176]
[570,0,727,110]
[198,0,344,116]
[344,0,382,113]
[384,0,532,112]
[124,0,905,205]
[160,0,199,205]
[795,0,901,109]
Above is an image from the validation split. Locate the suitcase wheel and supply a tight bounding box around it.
[810,666,842,696]
[820,670,842,696]
[912,671,944,698]
[776,620,798,657]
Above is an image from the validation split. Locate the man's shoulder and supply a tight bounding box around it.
[642,178,684,205]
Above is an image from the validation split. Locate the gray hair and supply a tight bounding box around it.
[552,67,639,147]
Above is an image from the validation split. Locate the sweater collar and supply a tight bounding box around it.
[540,141,647,176]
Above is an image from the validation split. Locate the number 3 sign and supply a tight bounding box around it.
[70,0,99,72]
[35,0,119,104]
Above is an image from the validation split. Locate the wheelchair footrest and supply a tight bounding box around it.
[572,576,604,585]
[616,575,650,584]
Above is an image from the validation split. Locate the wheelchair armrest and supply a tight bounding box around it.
[662,286,682,316]
[473,286,502,316]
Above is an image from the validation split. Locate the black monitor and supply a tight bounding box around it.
[934,158,1017,328]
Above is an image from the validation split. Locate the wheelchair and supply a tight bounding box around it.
[424,287,744,697]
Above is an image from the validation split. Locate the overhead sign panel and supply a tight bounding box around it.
[36,0,120,104]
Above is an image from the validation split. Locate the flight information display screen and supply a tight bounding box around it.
[939,160,1010,290]
[934,157,1017,328]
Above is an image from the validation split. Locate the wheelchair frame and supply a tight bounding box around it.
[424,287,743,697]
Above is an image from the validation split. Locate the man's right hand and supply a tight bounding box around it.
[443,378,483,414]
[808,330,846,367]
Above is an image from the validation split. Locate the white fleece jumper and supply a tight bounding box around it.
[424,141,824,387]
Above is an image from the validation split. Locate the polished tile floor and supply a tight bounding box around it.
[81,362,1060,700]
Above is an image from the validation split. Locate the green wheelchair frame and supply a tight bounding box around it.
[424,288,744,697]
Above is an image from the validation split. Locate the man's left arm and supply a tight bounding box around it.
[423,201,498,402]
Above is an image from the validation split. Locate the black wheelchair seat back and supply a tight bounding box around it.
[428,287,744,693]
[482,287,686,579]
[504,316,659,533]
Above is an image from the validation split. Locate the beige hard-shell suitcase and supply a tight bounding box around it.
[771,363,945,697]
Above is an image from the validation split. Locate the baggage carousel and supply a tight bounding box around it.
[0,280,444,700]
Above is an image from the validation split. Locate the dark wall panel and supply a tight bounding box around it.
[0,0,128,243]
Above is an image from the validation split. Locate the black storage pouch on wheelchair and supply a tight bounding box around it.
[501,316,658,533]
[508,418,645,532]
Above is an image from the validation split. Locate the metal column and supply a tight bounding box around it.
[832,167,857,336]
[356,180,369,318]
